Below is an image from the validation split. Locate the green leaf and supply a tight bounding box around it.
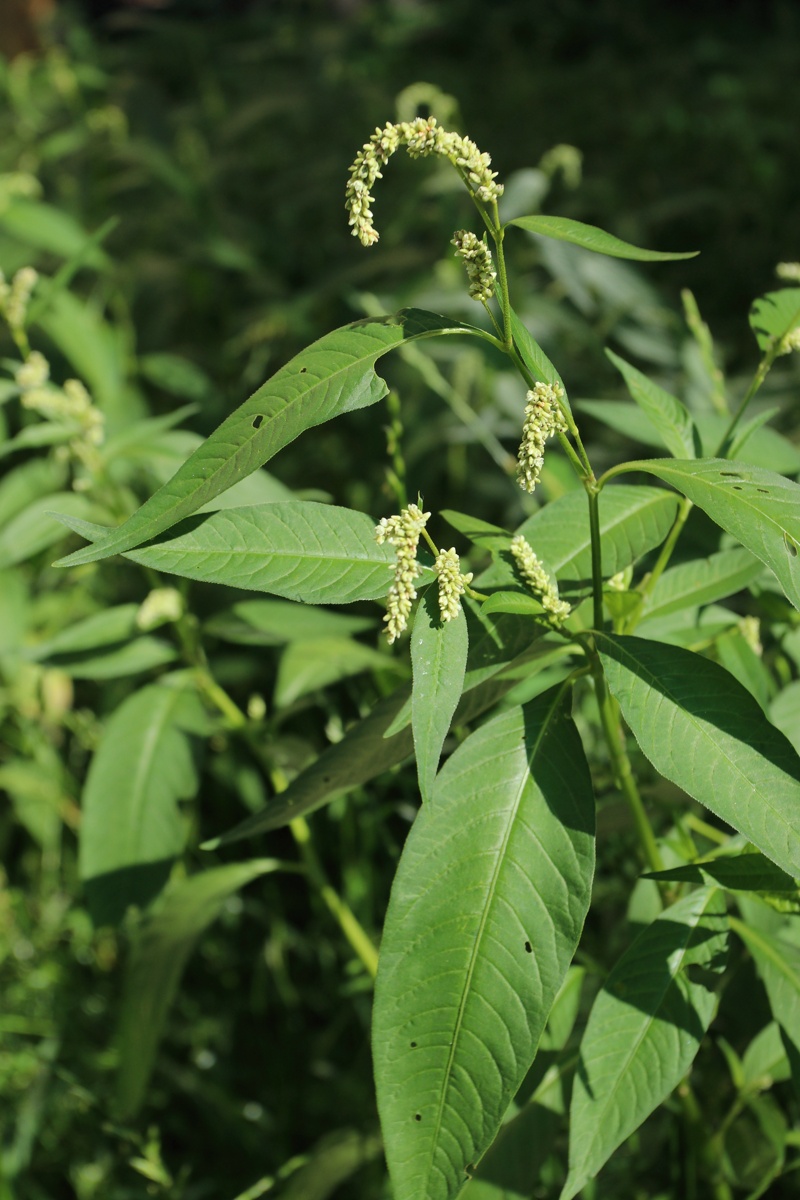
[508,214,697,261]
[80,678,209,926]
[116,860,281,1118]
[53,503,430,605]
[204,598,374,646]
[24,604,140,659]
[562,888,728,1199]
[481,592,549,619]
[640,547,762,623]
[478,485,679,595]
[729,918,800,1093]
[605,348,697,458]
[749,288,800,351]
[0,492,105,568]
[54,310,478,568]
[509,307,566,396]
[44,637,178,681]
[274,636,399,707]
[645,853,798,892]
[0,199,109,267]
[411,589,469,801]
[373,689,595,1200]
[596,633,800,879]
[0,457,68,529]
[618,458,800,611]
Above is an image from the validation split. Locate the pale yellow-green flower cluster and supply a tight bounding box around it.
[375,503,431,643]
[0,266,38,333]
[776,262,800,282]
[451,229,497,303]
[510,535,571,625]
[136,587,185,632]
[346,116,504,247]
[779,326,800,355]
[516,381,568,493]
[435,547,473,622]
[15,349,105,475]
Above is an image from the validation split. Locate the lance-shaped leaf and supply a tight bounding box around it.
[54,310,479,568]
[373,688,595,1200]
[615,459,800,611]
[562,887,728,1199]
[116,859,281,1117]
[596,633,800,879]
[411,589,469,801]
[750,288,800,351]
[509,307,566,395]
[605,348,697,459]
[639,547,762,623]
[478,485,679,595]
[80,678,209,926]
[646,853,798,893]
[53,504,430,605]
[507,214,697,261]
[730,917,800,1080]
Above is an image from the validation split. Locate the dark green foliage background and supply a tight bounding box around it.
[2,1,800,1197]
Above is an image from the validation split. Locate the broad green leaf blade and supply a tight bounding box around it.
[80,679,208,925]
[55,310,477,567]
[640,547,762,623]
[53,503,429,604]
[274,636,399,707]
[373,689,595,1200]
[730,918,800,1073]
[509,307,566,395]
[562,888,728,1199]
[596,633,800,878]
[749,288,800,352]
[478,485,679,595]
[508,214,697,261]
[605,348,697,458]
[411,589,469,801]
[24,604,140,659]
[44,636,177,681]
[646,853,797,892]
[116,859,280,1117]
[620,458,800,610]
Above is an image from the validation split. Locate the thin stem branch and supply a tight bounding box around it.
[623,496,693,634]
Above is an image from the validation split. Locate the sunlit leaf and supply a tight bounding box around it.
[374,689,595,1200]
[508,214,697,261]
[749,288,800,352]
[605,348,697,458]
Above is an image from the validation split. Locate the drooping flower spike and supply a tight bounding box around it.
[510,534,571,626]
[375,503,431,643]
[434,547,473,622]
[516,381,568,494]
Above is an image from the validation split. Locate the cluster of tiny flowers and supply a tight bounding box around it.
[16,352,105,474]
[375,503,431,643]
[434,547,473,622]
[776,262,800,282]
[346,116,503,247]
[510,535,571,625]
[516,382,568,493]
[779,326,800,355]
[451,230,497,302]
[0,266,38,331]
[136,587,185,632]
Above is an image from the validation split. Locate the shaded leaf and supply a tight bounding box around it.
[80,678,208,925]
[374,689,595,1200]
[204,598,374,646]
[275,636,399,708]
[411,589,469,801]
[729,917,800,1102]
[562,888,728,1199]
[116,860,280,1117]
[749,288,800,352]
[508,214,697,261]
[55,310,479,567]
[646,853,797,893]
[640,547,762,623]
[596,633,800,879]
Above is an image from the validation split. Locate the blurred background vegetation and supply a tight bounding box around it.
[1,1,800,1197]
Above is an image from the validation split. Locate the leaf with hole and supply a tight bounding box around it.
[618,459,800,611]
[373,688,595,1200]
[54,310,480,567]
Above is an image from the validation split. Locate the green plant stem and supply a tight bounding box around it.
[289,815,379,979]
[713,339,783,455]
[679,1082,734,1200]
[590,649,664,876]
[491,218,513,349]
[181,648,379,979]
[586,484,605,631]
